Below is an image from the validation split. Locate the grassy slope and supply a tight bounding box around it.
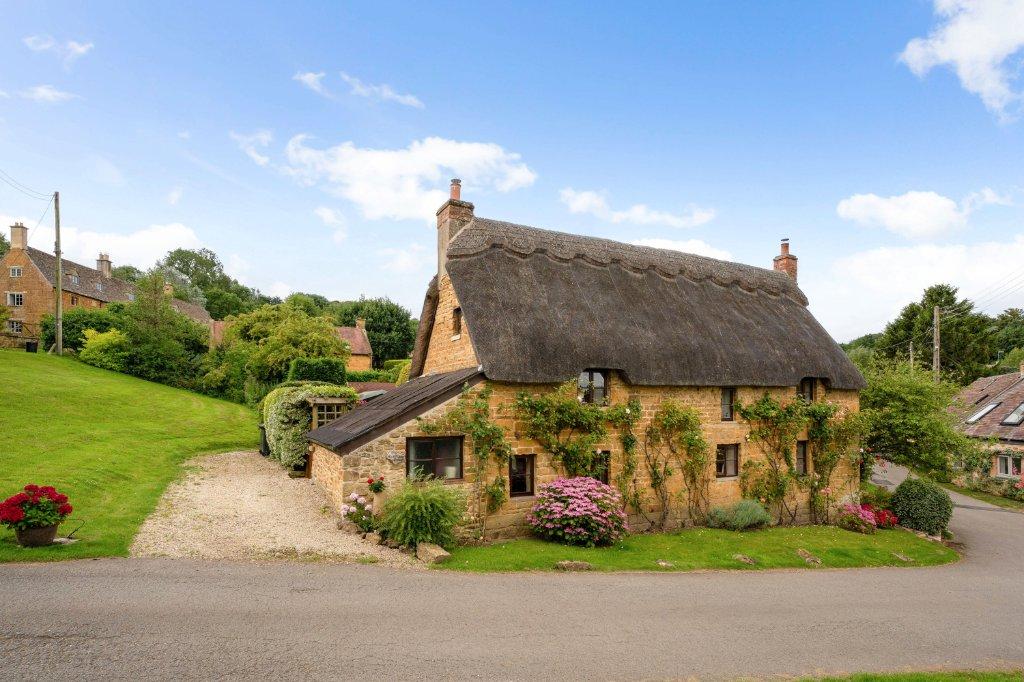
[0,351,257,561]
[441,526,958,572]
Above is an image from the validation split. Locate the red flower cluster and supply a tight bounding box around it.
[367,476,386,494]
[0,484,73,528]
[861,503,898,529]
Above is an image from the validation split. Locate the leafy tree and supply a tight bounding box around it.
[285,292,329,317]
[876,284,993,384]
[149,264,206,307]
[158,247,275,320]
[0,305,9,329]
[994,346,1024,374]
[328,297,417,367]
[0,232,9,259]
[993,309,1024,358]
[111,265,144,283]
[40,307,120,351]
[841,332,881,352]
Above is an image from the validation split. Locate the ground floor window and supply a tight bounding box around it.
[509,454,535,497]
[716,444,739,478]
[406,437,463,480]
[996,454,1021,478]
[795,440,808,475]
[6,320,22,334]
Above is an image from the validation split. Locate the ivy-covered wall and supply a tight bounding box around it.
[310,372,861,539]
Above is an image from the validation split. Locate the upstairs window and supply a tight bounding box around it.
[452,307,462,337]
[6,292,23,307]
[69,273,80,285]
[721,387,736,421]
[798,378,815,402]
[509,454,535,497]
[966,402,1000,424]
[578,369,609,405]
[406,436,463,481]
[9,266,22,278]
[795,440,808,475]
[1001,402,1024,426]
[95,281,103,292]
[716,444,740,478]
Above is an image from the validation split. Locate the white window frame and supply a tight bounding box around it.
[9,266,22,278]
[1000,402,1024,427]
[967,402,1000,424]
[6,319,23,334]
[5,292,24,307]
[69,273,80,285]
[996,455,1020,479]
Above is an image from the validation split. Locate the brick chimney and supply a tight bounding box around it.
[10,222,27,250]
[773,238,798,282]
[96,252,112,278]
[355,317,366,330]
[436,178,474,279]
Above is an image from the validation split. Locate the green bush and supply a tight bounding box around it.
[377,480,466,549]
[78,329,132,372]
[396,361,411,385]
[382,359,409,372]
[41,307,120,351]
[706,500,772,531]
[287,357,347,384]
[860,482,893,510]
[890,478,953,536]
[345,369,394,383]
[262,383,358,469]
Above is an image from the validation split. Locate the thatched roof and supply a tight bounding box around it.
[412,217,865,390]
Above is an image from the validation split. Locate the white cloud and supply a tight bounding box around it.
[630,238,733,261]
[265,281,293,299]
[900,0,1024,120]
[377,244,430,274]
[293,71,332,98]
[314,206,347,243]
[836,187,1010,239]
[23,34,93,68]
[167,187,183,205]
[229,130,273,167]
[90,156,124,186]
[283,135,537,222]
[224,254,251,282]
[19,84,77,103]
[809,235,1024,341]
[339,72,424,108]
[560,188,716,228]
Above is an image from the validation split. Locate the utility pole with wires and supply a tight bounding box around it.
[909,340,914,369]
[54,191,63,355]
[932,305,940,383]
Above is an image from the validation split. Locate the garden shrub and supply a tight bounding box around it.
[382,359,409,372]
[340,492,375,533]
[262,383,358,468]
[890,477,953,536]
[526,477,628,547]
[377,480,466,549]
[78,329,132,372]
[396,361,411,385]
[41,307,120,351]
[706,500,771,531]
[287,356,347,385]
[860,482,893,510]
[836,502,876,534]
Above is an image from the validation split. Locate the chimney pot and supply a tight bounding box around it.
[436,180,474,279]
[450,178,461,201]
[773,238,798,282]
[96,252,112,278]
[10,222,27,250]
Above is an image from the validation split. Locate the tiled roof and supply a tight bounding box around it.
[335,326,372,356]
[956,370,1024,444]
[24,247,211,324]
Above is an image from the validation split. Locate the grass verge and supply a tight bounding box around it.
[0,351,258,562]
[938,482,1024,512]
[439,525,958,572]
[804,672,1022,681]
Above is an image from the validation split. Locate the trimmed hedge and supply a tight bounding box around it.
[890,477,953,536]
[382,359,410,371]
[346,369,395,383]
[287,356,347,385]
[262,382,359,468]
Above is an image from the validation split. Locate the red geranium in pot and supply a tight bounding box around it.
[0,484,73,547]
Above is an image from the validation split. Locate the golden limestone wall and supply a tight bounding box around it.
[311,373,861,540]
[420,274,478,375]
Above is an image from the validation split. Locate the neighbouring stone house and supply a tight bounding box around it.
[955,367,1024,480]
[307,180,865,538]
[0,222,212,348]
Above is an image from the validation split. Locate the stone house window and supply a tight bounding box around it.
[6,320,22,334]
[9,266,22,278]
[996,454,1021,478]
[71,295,79,306]
[69,273,80,285]
[1000,402,1024,426]
[95,282,103,292]
[509,454,535,497]
[578,369,609,404]
[6,292,24,307]
[721,387,736,421]
[798,377,815,402]
[407,436,463,481]
[795,440,808,475]
[452,307,462,337]
[716,444,739,478]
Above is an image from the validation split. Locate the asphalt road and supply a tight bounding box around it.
[2,466,1022,681]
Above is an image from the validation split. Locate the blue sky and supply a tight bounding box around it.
[2,1,1023,341]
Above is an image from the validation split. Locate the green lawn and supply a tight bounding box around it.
[804,673,1021,682]
[0,351,258,561]
[441,526,958,572]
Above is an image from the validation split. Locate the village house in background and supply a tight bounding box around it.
[307,180,865,538]
[0,222,211,348]
[209,315,374,371]
[956,367,1024,479]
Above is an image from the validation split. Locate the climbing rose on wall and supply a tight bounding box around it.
[527,476,627,547]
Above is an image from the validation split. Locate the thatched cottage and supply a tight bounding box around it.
[307,181,865,537]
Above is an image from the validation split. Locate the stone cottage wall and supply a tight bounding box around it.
[421,274,478,375]
[311,374,861,541]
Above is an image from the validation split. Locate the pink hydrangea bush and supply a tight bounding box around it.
[836,502,877,534]
[526,476,627,547]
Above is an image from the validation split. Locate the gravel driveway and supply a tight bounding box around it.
[130,451,415,568]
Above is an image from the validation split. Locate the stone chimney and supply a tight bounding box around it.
[436,178,474,279]
[96,252,112,278]
[10,222,27,250]
[773,238,798,282]
[355,317,366,330]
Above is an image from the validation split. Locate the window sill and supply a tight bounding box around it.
[451,334,461,341]
[714,476,739,482]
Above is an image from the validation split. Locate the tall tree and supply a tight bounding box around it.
[327,297,417,367]
[112,264,144,283]
[993,308,1024,359]
[0,232,9,259]
[158,247,274,319]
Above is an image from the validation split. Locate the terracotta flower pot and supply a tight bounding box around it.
[15,524,59,547]
[372,490,390,516]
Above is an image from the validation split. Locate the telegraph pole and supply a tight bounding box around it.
[932,305,940,383]
[909,340,914,369]
[54,191,63,355]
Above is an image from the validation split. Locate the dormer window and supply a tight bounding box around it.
[69,273,80,285]
[95,282,103,292]
[452,307,462,337]
[578,369,609,405]
[798,378,815,402]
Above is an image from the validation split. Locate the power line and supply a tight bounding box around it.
[0,167,51,201]
[25,193,55,246]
